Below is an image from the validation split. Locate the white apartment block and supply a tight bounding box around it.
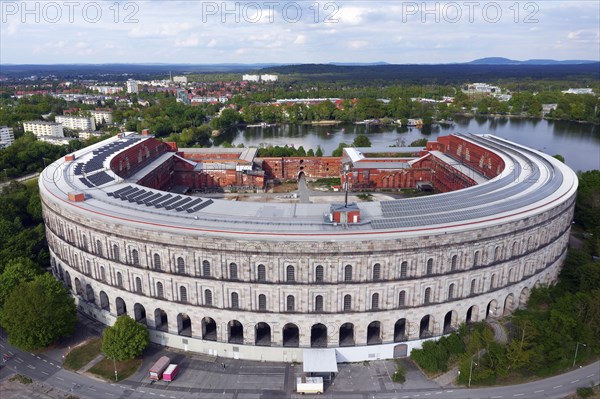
[260,74,278,82]
[89,85,123,94]
[127,80,139,94]
[0,126,15,148]
[562,88,595,95]
[173,76,188,84]
[23,121,64,137]
[37,136,78,145]
[55,115,96,131]
[242,74,260,82]
[79,131,105,140]
[89,110,113,125]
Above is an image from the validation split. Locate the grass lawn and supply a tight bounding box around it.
[89,358,142,382]
[63,338,102,371]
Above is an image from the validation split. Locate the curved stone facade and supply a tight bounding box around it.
[39,133,578,362]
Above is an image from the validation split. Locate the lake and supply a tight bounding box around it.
[228,116,600,172]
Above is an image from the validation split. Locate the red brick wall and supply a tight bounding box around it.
[435,136,505,178]
[110,138,170,179]
[262,157,342,180]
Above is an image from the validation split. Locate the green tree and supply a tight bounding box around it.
[102,315,149,361]
[315,146,323,157]
[352,135,371,147]
[0,258,41,308]
[0,274,77,350]
[332,142,349,157]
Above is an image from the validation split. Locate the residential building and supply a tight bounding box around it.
[37,136,78,145]
[79,130,105,140]
[55,115,96,131]
[562,88,595,95]
[260,74,278,82]
[127,79,139,94]
[90,110,113,125]
[0,126,15,149]
[23,121,64,137]
[242,74,260,82]
[88,85,123,94]
[173,76,188,84]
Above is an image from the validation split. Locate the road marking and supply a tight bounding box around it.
[149,393,156,396]
[56,377,65,381]
[30,353,35,356]
[491,396,503,398]
[27,364,36,369]
[36,356,41,359]
[106,393,115,397]
[43,359,47,363]
[170,397,176,399]
[534,390,544,393]
[41,371,49,375]
[587,374,595,378]
[513,394,524,397]
[160,395,165,397]
[553,385,563,389]
[49,362,54,366]
[139,390,146,393]
[571,379,580,384]
[89,387,97,391]
[14,357,23,363]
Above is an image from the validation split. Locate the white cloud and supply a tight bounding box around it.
[207,39,217,48]
[348,40,368,49]
[294,34,306,44]
[175,35,199,47]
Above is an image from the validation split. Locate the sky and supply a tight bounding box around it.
[1,0,599,64]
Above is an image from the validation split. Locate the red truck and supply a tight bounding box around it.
[149,356,170,381]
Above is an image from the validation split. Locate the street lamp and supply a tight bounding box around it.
[113,357,118,381]
[573,342,587,368]
[468,359,478,387]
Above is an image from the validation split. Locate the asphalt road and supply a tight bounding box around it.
[1,330,598,399]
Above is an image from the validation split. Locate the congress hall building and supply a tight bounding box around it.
[39,132,577,362]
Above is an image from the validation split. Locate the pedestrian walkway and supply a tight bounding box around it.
[77,353,104,373]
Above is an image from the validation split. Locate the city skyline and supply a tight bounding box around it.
[1,1,599,64]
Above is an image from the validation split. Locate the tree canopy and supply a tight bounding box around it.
[0,274,77,350]
[102,315,149,361]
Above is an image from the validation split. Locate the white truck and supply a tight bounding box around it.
[296,376,324,394]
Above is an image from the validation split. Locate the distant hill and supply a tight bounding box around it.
[469,57,599,65]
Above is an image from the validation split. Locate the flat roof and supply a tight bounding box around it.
[39,133,578,240]
[303,349,338,373]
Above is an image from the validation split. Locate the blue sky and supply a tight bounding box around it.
[1,1,599,64]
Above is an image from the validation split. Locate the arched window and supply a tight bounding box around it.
[371,293,379,310]
[100,266,106,282]
[315,265,324,282]
[231,292,239,309]
[177,257,185,274]
[344,265,352,281]
[156,282,164,298]
[258,294,267,311]
[132,249,139,266]
[286,295,295,312]
[491,274,497,289]
[470,279,477,295]
[202,260,211,277]
[451,255,458,271]
[343,294,352,311]
[511,241,519,257]
[116,272,123,288]
[448,283,455,299]
[400,261,408,278]
[399,290,406,307]
[473,251,480,267]
[135,277,142,293]
[286,265,295,282]
[205,289,213,306]
[113,244,120,261]
[180,286,187,302]
[426,258,433,275]
[85,260,91,275]
[229,263,238,279]
[154,254,161,270]
[493,246,500,262]
[314,295,324,312]
[257,264,266,281]
[372,263,381,281]
[82,235,88,251]
[96,240,103,256]
[424,287,431,304]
